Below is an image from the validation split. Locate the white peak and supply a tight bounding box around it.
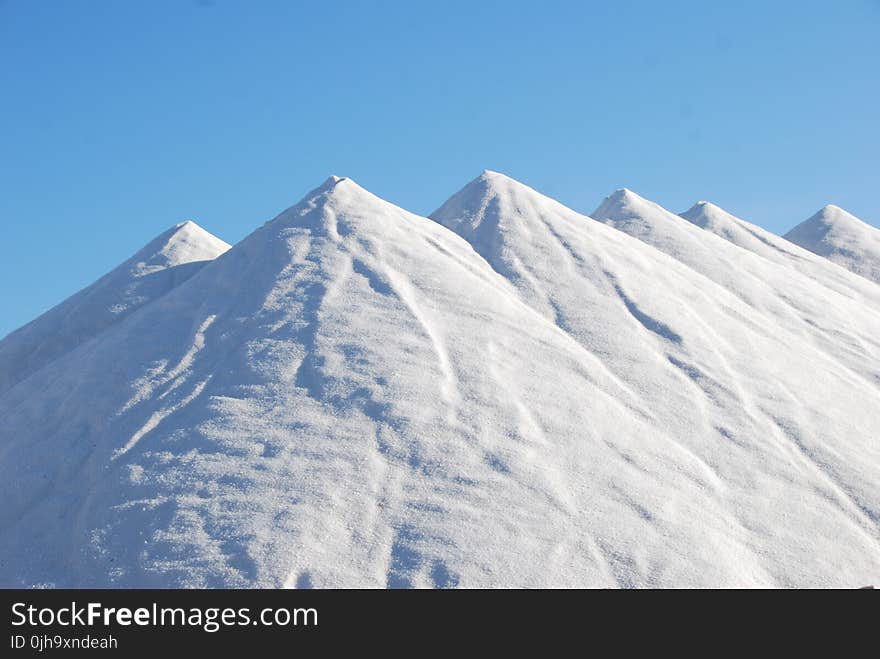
[591,187,663,221]
[163,219,219,241]
[430,170,569,232]
[812,204,862,227]
[147,220,230,268]
[319,174,347,190]
[785,204,880,284]
[459,169,525,196]
[477,169,520,185]
[612,188,650,205]
[788,204,866,238]
[0,218,229,395]
[688,200,720,213]
[279,175,369,216]
[680,200,734,229]
[292,175,356,205]
[262,174,419,242]
[601,188,637,205]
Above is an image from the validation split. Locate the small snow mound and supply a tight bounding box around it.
[479,169,514,181]
[591,188,660,221]
[821,203,845,216]
[784,204,880,283]
[318,175,347,190]
[680,201,730,228]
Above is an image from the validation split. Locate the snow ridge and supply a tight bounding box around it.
[784,205,880,285]
[680,201,880,304]
[0,221,229,395]
[1,172,879,588]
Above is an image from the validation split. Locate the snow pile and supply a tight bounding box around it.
[0,221,229,395]
[1,173,878,588]
[680,201,880,307]
[784,205,880,285]
[592,188,880,388]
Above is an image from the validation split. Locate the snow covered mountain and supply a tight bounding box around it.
[592,189,880,388]
[680,201,880,306]
[0,221,229,395]
[1,173,878,588]
[784,205,880,285]
[432,172,880,587]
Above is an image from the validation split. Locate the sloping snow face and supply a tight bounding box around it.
[433,171,880,587]
[0,221,230,395]
[1,174,879,588]
[1,176,740,588]
[681,201,880,306]
[592,189,880,389]
[784,205,880,285]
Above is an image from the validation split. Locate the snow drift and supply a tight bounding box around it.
[681,200,880,306]
[0,221,229,395]
[784,204,880,285]
[0,173,878,588]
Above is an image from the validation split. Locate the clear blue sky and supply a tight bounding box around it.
[2,1,878,337]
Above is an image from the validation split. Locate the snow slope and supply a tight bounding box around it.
[431,171,880,587]
[0,221,230,395]
[592,189,880,389]
[680,201,880,306]
[1,174,878,588]
[784,205,880,285]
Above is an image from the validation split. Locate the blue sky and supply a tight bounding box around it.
[1,0,878,337]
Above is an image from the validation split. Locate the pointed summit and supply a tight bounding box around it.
[308,174,350,197]
[784,205,880,284]
[680,200,880,302]
[4,173,880,589]
[589,189,689,247]
[788,204,869,237]
[590,184,880,383]
[0,221,229,394]
[430,170,574,252]
[590,188,669,224]
[680,200,731,230]
[681,198,779,244]
[139,220,231,272]
[3,173,729,588]
[264,174,395,232]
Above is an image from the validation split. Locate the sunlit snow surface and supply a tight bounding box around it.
[784,204,880,286]
[0,221,230,395]
[1,174,878,587]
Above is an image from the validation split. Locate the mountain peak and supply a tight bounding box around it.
[0,220,229,394]
[454,169,523,196]
[317,174,347,191]
[788,204,867,237]
[687,200,722,213]
[477,169,519,184]
[680,200,734,230]
[300,174,355,202]
[430,170,569,240]
[140,219,230,271]
[809,203,861,227]
[4,171,880,589]
[785,204,880,284]
[591,187,664,222]
[265,175,380,229]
